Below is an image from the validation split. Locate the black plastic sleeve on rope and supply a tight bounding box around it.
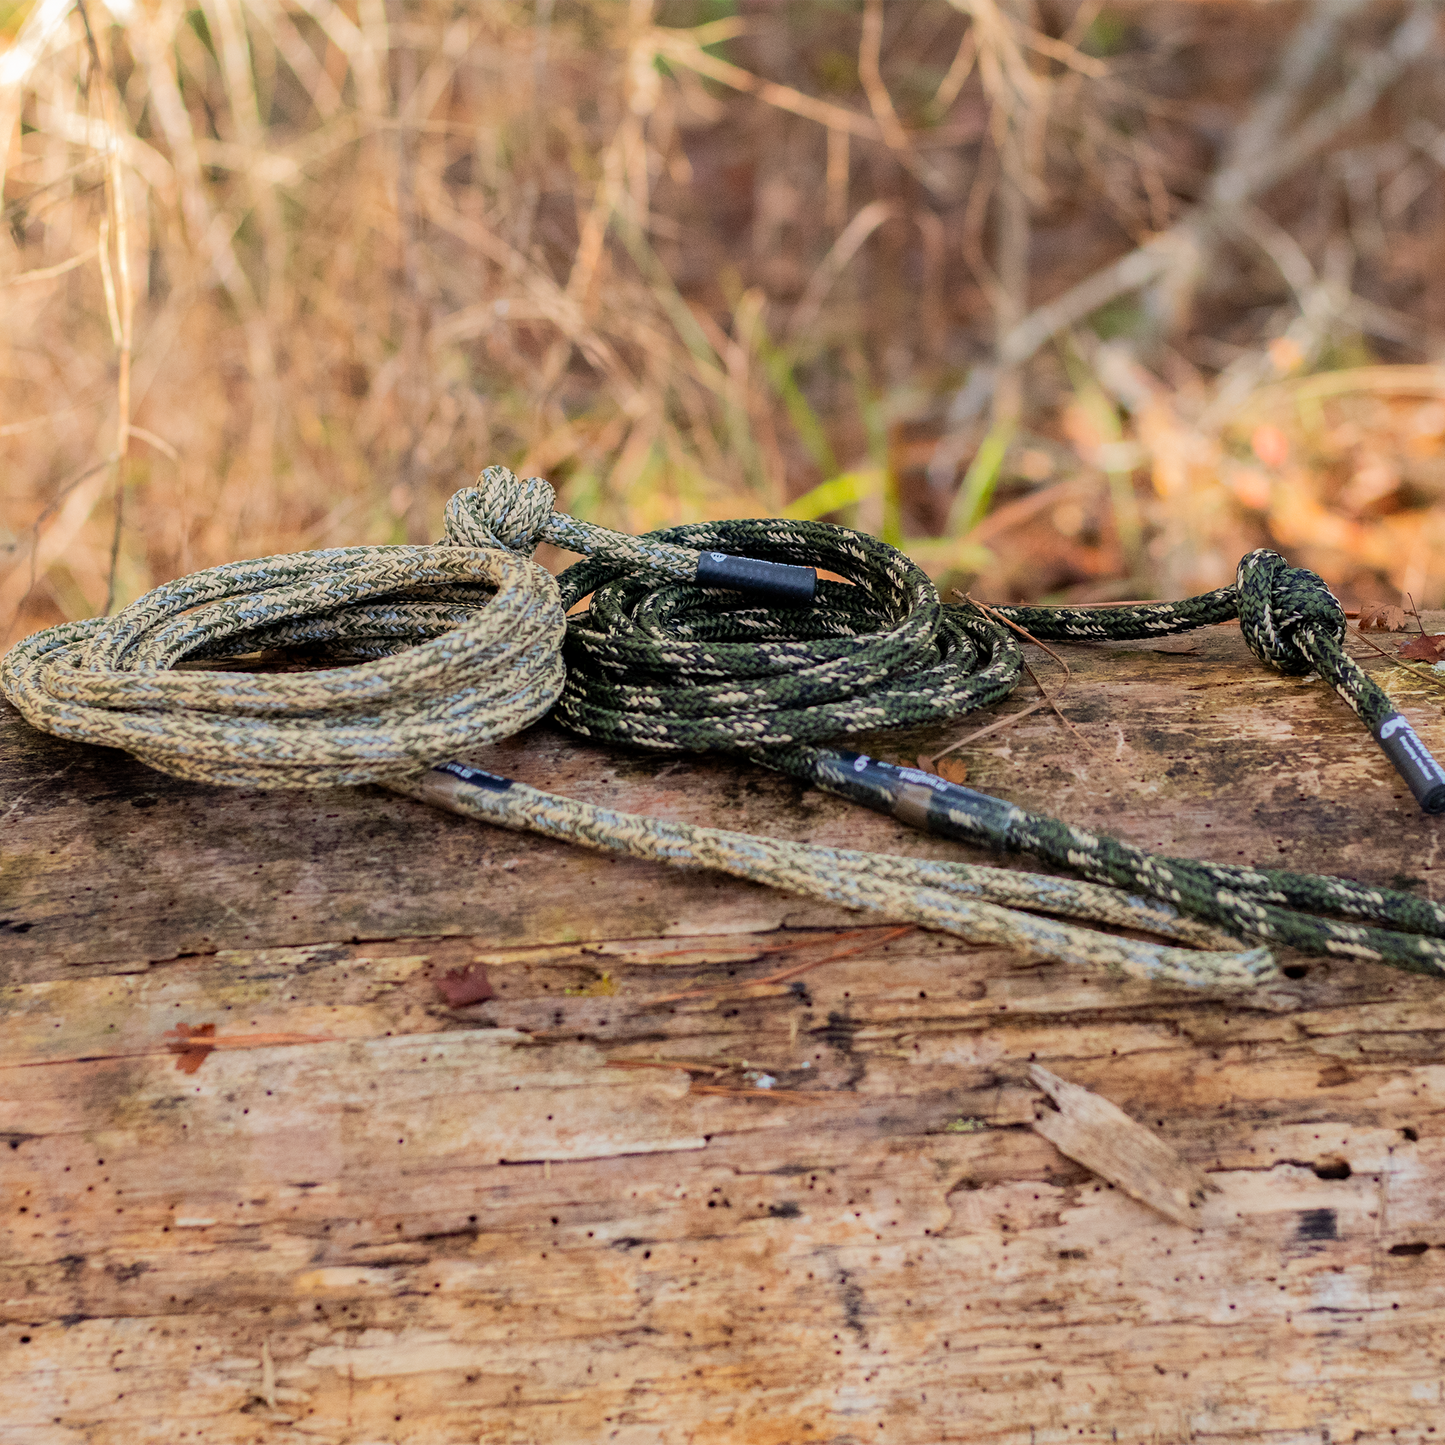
[694,551,816,605]
[812,749,1021,841]
[432,761,513,793]
[1374,714,1445,815]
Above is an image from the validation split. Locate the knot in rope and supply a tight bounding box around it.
[447,465,702,582]
[1235,548,1347,678]
[445,466,557,555]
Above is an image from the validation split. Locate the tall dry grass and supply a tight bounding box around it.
[3,0,1445,646]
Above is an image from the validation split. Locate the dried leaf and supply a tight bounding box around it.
[1398,634,1445,663]
[165,1021,216,1075]
[436,964,495,1007]
[901,754,968,782]
[934,757,970,785]
[1359,603,1410,632]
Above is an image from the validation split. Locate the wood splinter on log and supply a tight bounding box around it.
[1028,1063,1219,1229]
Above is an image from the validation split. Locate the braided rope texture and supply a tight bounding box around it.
[545,489,1441,977]
[407,764,1274,989]
[3,463,1272,987]
[805,749,1445,979]
[2,463,1435,983]
[1006,548,1392,733]
[557,522,1393,755]
[556,520,1021,750]
[1,514,567,787]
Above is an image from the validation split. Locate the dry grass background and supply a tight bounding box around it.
[3,0,1445,647]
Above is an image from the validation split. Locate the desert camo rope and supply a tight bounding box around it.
[3,464,1441,981]
[406,761,1272,989]
[0,543,569,787]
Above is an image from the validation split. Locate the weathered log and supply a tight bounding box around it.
[2,620,1443,1441]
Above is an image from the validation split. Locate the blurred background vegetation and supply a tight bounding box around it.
[3,0,1445,644]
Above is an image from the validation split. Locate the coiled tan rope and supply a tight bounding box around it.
[1,540,567,787]
[0,468,1274,988]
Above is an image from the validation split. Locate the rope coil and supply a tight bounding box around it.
[4,463,1442,982]
[555,519,1019,751]
[555,517,1408,770]
[0,531,568,788]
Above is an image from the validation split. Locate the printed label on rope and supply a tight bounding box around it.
[814,750,1021,839]
[1374,714,1445,814]
[693,552,817,605]
[433,761,513,792]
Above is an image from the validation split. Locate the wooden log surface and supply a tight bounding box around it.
[3,618,1445,1442]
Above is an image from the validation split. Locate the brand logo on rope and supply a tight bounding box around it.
[1380,715,1409,740]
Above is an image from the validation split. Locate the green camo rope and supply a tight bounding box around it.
[511,468,1445,979]
[3,464,1441,983]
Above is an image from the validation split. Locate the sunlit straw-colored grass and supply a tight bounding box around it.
[3,0,1444,646]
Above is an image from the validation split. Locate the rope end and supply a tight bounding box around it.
[694,552,816,605]
[1376,714,1445,814]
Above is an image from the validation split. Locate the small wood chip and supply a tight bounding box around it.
[1028,1064,1217,1229]
[436,964,495,1007]
[166,1022,216,1075]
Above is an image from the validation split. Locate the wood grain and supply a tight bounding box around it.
[3,620,1445,1441]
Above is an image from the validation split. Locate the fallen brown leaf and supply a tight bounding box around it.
[166,1022,216,1075]
[1359,603,1410,632]
[1398,634,1445,663]
[436,963,495,1007]
[898,754,968,783]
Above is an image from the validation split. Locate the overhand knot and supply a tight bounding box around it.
[1236,549,1346,677]
[444,465,557,556]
